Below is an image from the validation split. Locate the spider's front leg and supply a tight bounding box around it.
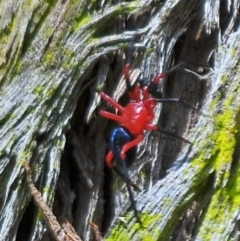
[98,91,125,123]
[99,92,124,112]
[124,63,142,102]
[99,110,122,123]
[152,62,185,84]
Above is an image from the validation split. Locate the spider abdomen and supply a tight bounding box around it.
[110,127,137,167]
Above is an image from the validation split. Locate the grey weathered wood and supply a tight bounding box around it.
[0,0,240,241]
[105,1,240,240]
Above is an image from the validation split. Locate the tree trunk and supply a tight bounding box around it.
[0,0,240,241]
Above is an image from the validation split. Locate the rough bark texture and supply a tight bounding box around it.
[0,0,240,241]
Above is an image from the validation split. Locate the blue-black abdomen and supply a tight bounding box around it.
[110,127,137,168]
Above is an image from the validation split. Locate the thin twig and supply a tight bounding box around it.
[23,161,82,241]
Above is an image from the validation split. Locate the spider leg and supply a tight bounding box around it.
[156,98,199,112]
[106,150,114,169]
[99,92,125,113]
[157,127,192,144]
[116,154,142,226]
[110,127,142,225]
[164,62,185,75]
[124,64,132,90]
[144,123,191,143]
[145,123,158,131]
[153,62,185,84]
[113,166,141,192]
[120,135,144,160]
[99,110,123,123]
[152,72,166,84]
[124,39,135,92]
[106,150,141,191]
[124,64,141,101]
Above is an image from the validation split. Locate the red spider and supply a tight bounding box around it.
[98,54,194,225]
[99,62,191,168]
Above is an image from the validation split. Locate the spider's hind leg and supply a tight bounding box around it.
[110,127,142,225]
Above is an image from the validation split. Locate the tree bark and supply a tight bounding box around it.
[0,0,240,241]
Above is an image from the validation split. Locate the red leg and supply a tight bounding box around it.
[153,73,166,84]
[129,85,142,102]
[124,64,131,82]
[143,98,157,110]
[106,151,114,168]
[120,135,144,160]
[145,123,158,131]
[124,64,143,102]
[99,92,125,113]
[99,110,123,123]
[143,98,157,121]
[153,63,184,84]
[142,86,151,99]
